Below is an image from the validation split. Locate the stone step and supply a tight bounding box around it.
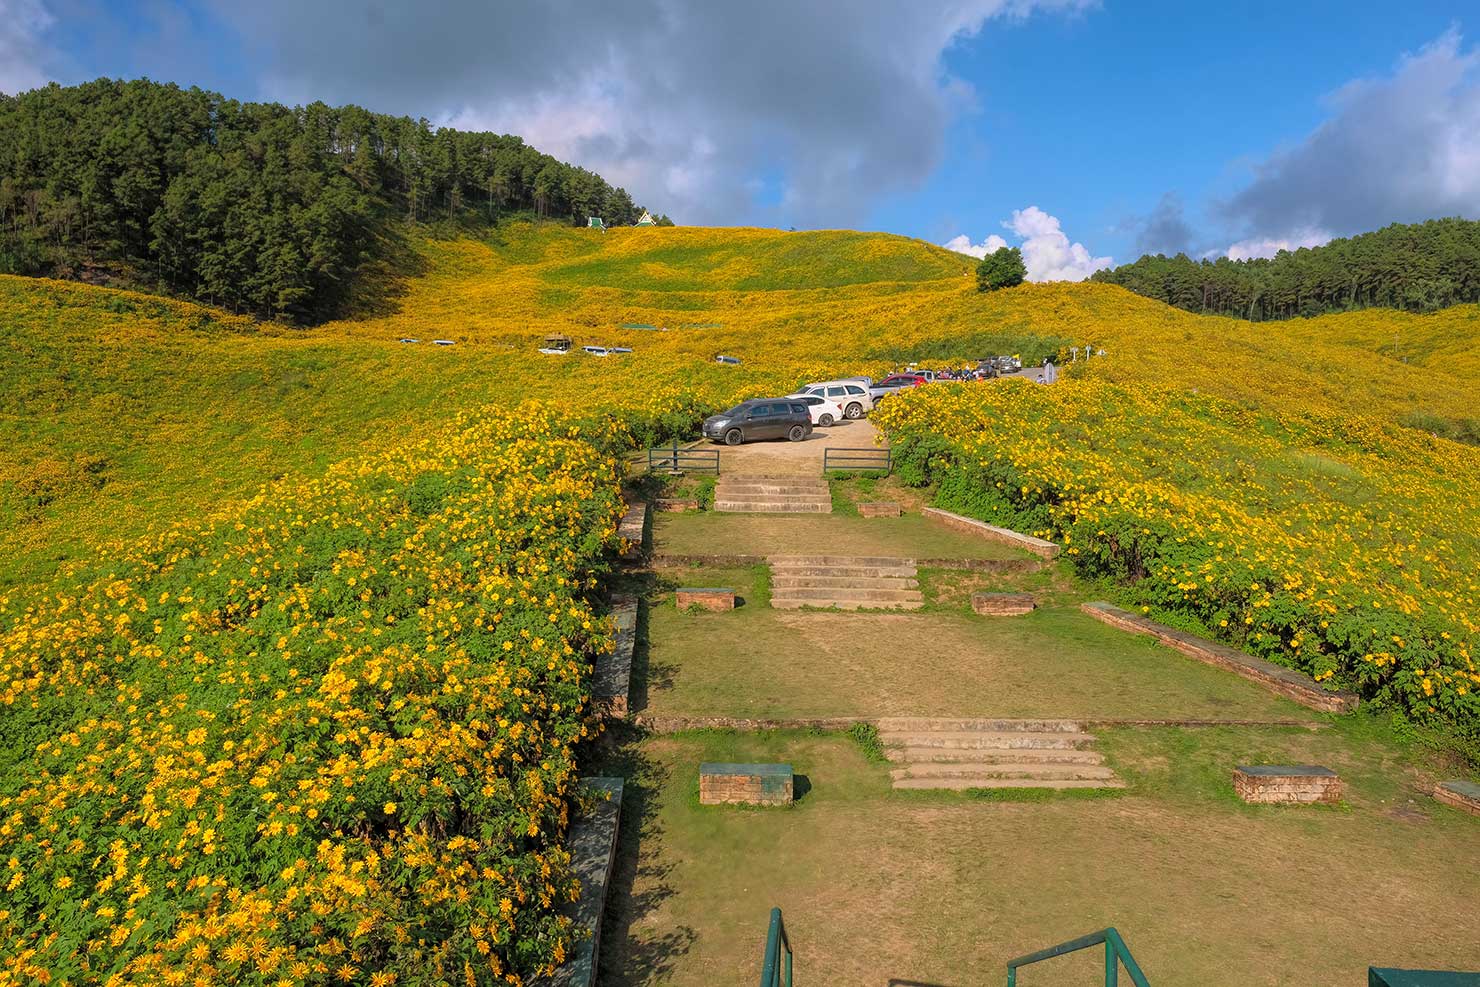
[768,554,914,568]
[771,597,925,611]
[892,776,1127,791]
[769,563,919,578]
[877,717,1084,734]
[885,747,1105,766]
[890,763,1120,782]
[717,482,831,494]
[770,586,924,603]
[877,730,1097,750]
[716,501,833,513]
[771,575,920,590]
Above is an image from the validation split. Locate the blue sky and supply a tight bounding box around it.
[5,0,1479,278]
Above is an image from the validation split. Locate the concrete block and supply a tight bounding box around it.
[1234,765,1342,804]
[676,587,735,611]
[700,763,794,805]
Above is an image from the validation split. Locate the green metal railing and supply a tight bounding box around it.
[821,446,892,474]
[758,907,794,987]
[648,442,721,474]
[1007,928,1149,986]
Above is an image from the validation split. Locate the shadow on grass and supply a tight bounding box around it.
[626,582,676,715]
[590,723,697,987]
[793,773,812,802]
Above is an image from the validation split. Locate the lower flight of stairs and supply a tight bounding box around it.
[715,475,832,513]
[769,555,924,610]
[878,717,1125,791]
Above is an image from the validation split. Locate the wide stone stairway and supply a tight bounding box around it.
[769,555,925,610]
[878,717,1125,791]
[715,475,832,513]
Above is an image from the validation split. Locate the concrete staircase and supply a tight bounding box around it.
[769,555,924,610]
[715,475,832,514]
[878,717,1125,791]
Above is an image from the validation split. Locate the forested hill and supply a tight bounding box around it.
[0,79,651,321]
[1091,218,1480,321]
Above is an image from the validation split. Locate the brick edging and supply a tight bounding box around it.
[1079,601,1359,714]
[648,553,1042,573]
[632,714,1323,733]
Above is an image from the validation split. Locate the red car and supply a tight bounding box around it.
[869,374,928,401]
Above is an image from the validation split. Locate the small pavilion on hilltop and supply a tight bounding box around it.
[635,210,656,226]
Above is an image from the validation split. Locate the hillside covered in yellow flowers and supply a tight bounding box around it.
[1,222,1478,984]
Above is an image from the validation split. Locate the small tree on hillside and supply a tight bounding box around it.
[977,246,1026,292]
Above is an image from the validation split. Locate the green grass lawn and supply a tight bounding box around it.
[651,512,1031,561]
[636,566,1309,721]
[591,723,1480,987]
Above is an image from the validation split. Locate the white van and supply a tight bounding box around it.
[798,380,874,419]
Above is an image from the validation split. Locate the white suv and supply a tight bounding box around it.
[798,380,874,419]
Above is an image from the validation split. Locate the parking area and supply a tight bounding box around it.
[711,417,886,475]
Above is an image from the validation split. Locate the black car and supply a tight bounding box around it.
[702,399,814,446]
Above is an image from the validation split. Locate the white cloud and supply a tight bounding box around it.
[944,206,1111,280]
[943,233,1009,258]
[0,0,54,95]
[1006,206,1112,281]
[1222,30,1480,240]
[205,0,1095,227]
[1222,229,1331,261]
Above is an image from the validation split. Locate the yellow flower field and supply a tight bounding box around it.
[1,222,1478,983]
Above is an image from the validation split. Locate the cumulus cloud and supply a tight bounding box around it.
[0,0,54,95]
[1006,206,1112,281]
[200,0,1091,227]
[942,233,1010,258]
[1222,229,1331,261]
[1221,29,1480,241]
[944,206,1111,280]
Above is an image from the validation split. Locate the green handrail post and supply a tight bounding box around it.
[1006,927,1149,986]
[759,907,793,987]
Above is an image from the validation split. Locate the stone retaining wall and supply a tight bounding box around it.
[618,502,648,560]
[921,507,1061,559]
[1434,780,1480,816]
[542,777,623,987]
[1080,602,1359,714]
[591,595,636,718]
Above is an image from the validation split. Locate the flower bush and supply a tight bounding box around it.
[0,403,630,985]
[876,378,1480,737]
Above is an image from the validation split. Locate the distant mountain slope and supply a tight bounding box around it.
[6,223,1478,585]
[0,79,649,321]
[1092,218,1480,320]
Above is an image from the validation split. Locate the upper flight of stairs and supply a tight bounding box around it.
[878,717,1126,790]
[715,475,832,513]
[769,555,924,610]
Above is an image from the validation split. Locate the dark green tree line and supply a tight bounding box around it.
[1091,219,1480,321]
[0,79,650,321]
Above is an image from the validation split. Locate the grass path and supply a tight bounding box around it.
[594,727,1480,986]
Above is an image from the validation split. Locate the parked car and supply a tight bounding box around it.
[869,374,927,401]
[903,368,937,382]
[702,399,813,446]
[785,393,846,427]
[796,380,874,419]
